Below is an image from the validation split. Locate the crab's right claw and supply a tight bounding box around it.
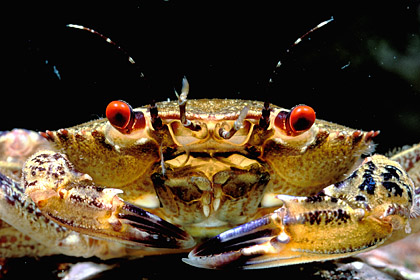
[23,151,195,250]
[115,202,195,249]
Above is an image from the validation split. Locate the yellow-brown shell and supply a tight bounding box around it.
[41,99,377,238]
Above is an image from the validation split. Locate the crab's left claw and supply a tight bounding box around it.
[184,206,339,269]
[185,154,419,269]
[183,203,387,269]
[183,213,285,269]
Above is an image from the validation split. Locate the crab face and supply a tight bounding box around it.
[40,88,375,236]
[0,80,419,269]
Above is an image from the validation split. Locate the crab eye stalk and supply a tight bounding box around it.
[106,100,145,134]
[274,105,316,136]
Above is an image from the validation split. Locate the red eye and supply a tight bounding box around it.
[289,105,316,133]
[275,105,316,136]
[106,101,132,129]
[106,100,145,134]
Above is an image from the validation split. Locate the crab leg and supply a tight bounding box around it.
[22,150,195,250]
[184,154,420,269]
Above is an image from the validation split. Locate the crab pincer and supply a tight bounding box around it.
[185,155,418,269]
[22,150,195,250]
[183,214,282,269]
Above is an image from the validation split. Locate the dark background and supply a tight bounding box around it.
[8,0,420,155]
[3,0,420,278]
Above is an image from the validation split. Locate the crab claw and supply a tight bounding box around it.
[114,202,195,249]
[184,203,368,269]
[185,155,417,269]
[183,213,288,269]
[23,151,195,250]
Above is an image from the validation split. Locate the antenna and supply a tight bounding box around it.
[66,24,144,78]
[269,17,334,84]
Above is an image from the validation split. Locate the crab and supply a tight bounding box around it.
[0,76,419,269]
